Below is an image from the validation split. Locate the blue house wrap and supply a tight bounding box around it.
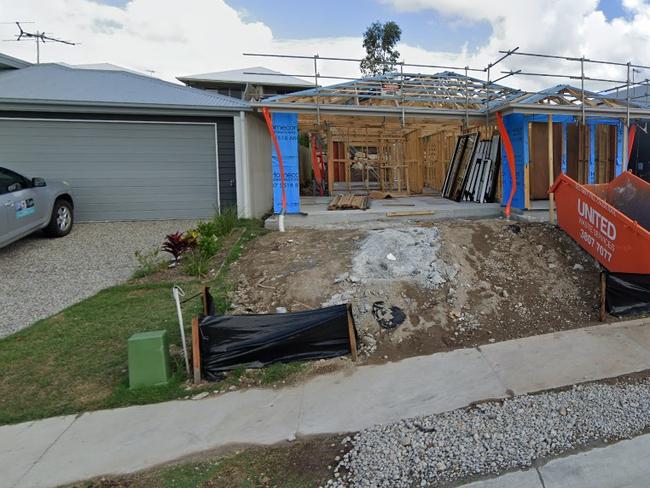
[271,112,300,214]
[500,113,625,209]
[501,113,527,210]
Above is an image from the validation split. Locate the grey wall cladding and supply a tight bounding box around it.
[0,117,237,221]
[216,117,237,211]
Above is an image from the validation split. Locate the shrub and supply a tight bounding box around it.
[198,234,221,258]
[132,247,164,279]
[183,233,221,277]
[162,231,194,263]
[171,208,246,277]
[213,207,239,237]
[196,220,219,239]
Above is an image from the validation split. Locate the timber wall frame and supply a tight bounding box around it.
[249,48,650,205]
[502,113,627,210]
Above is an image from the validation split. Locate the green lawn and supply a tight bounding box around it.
[0,219,305,425]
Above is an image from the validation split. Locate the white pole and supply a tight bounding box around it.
[172,286,191,377]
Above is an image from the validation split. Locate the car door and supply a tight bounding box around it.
[0,168,45,245]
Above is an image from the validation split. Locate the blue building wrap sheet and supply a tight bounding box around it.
[271,112,300,214]
[501,113,526,209]
[500,113,625,209]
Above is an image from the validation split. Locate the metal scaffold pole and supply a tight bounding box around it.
[624,61,631,170]
[485,64,490,128]
[581,56,585,125]
[464,66,469,129]
[400,62,405,127]
[314,54,320,126]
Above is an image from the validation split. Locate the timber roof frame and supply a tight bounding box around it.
[511,84,643,108]
[256,71,650,119]
[257,71,523,117]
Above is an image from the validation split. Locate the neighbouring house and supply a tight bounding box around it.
[177,66,313,101]
[0,54,272,221]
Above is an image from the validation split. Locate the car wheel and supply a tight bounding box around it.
[45,199,74,237]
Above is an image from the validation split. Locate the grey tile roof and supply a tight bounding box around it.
[0,63,250,110]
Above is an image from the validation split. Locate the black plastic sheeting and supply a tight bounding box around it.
[605,174,650,232]
[606,272,650,316]
[199,304,356,381]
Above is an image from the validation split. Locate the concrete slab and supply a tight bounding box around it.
[619,320,650,353]
[540,434,650,488]
[458,469,543,487]
[1,415,77,488]
[478,321,650,395]
[265,195,501,230]
[299,348,507,434]
[16,388,302,488]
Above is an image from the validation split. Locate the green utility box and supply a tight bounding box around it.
[128,330,171,389]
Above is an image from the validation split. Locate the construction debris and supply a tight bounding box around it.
[386,210,436,218]
[442,133,500,203]
[372,301,406,330]
[351,227,457,288]
[369,191,409,200]
[328,194,370,211]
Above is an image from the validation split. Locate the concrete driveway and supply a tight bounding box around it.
[0,221,195,338]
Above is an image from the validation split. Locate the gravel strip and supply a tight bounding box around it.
[0,220,195,338]
[327,379,650,487]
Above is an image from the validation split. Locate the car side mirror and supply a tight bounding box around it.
[32,177,46,187]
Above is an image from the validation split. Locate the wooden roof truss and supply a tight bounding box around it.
[262,71,523,113]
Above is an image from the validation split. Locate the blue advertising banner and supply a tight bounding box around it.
[271,112,300,214]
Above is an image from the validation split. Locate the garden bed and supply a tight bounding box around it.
[0,215,266,425]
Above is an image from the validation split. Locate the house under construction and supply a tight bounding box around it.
[253,49,650,217]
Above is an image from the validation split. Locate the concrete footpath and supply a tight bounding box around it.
[461,432,650,487]
[3,318,650,488]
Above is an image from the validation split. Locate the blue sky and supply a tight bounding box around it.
[228,0,492,51]
[96,0,630,52]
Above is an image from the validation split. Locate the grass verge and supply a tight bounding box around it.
[67,435,345,488]
[0,218,307,426]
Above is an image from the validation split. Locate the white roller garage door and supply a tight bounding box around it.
[0,119,219,221]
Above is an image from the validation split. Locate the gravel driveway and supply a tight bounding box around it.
[0,221,195,338]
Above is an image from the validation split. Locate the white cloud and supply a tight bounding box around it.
[1,0,650,93]
[382,0,650,91]
[0,0,367,83]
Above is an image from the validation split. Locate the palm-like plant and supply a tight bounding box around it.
[162,231,194,263]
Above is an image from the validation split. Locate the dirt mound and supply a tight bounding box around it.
[229,219,602,364]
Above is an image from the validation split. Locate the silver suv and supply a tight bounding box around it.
[0,167,74,248]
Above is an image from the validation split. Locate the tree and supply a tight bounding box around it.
[360,21,402,77]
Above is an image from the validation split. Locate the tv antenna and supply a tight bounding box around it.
[8,22,76,64]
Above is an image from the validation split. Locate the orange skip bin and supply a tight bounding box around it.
[549,171,650,274]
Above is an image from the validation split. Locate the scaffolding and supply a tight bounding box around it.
[245,48,650,209]
[246,48,650,121]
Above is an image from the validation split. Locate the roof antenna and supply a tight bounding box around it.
[10,22,76,64]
